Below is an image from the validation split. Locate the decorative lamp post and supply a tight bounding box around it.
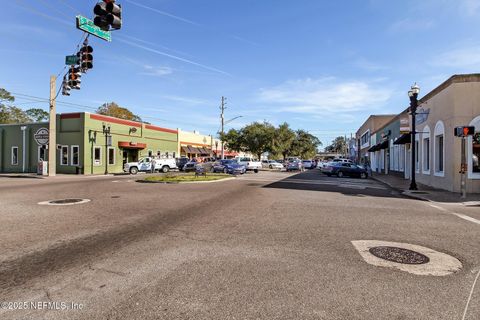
[215,141,218,159]
[408,83,420,190]
[102,123,111,175]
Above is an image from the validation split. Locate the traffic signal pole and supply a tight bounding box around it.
[48,75,56,176]
[460,137,467,199]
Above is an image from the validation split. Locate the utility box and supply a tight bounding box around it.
[37,161,48,175]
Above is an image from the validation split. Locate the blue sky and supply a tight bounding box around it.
[1,0,480,148]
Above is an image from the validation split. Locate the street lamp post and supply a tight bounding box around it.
[102,123,111,175]
[215,141,218,159]
[408,83,420,191]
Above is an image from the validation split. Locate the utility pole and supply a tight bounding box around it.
[48,75,56,176]
[220,96,226,160]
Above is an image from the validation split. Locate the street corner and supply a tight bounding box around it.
[351,240,463,276]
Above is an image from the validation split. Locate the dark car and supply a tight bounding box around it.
[183,159,198,172]
[176,157,189,171]
[326,162,368,178]
[286,161,304,172]
[212,159,246,174]
[302,160,316,169]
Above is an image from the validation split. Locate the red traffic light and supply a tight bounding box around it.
[454,126,475,137]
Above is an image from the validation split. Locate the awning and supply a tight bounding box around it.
[393,133,411,145]
[378,140,389,149]
[118,141,146,149]
[181,145,202,154]
[367,145,378,152]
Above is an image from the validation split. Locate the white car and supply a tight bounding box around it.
[261,160,283,170]
[235,157,262,173]
[124,157,178,174]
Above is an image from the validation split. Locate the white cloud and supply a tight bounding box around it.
[389,18,435,33]
[258,78,392,115]
[140,65,173,76]
[431,46,480,68]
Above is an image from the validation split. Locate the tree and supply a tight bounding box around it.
[272,122,296,160]
[96,102,142,122]
[290,130,322,159]
[325,136,347,153]
[25,108,49,122]
[221,128,244,152]
[240,121,276,159]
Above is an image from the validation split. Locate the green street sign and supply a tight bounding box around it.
[76,15,111,42]
[65,55,78,66]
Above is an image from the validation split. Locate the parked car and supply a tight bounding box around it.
[262,160,283,170]
[302,160,316,169]
[212,159,246,174]
[324,162,368,178]
[235,157,262,173]
[286,160,304,172]
[176,157,189,171]
[183,159,198,172]
[124,157,178,174]
[321,162,338,175]
[331,158,353,164]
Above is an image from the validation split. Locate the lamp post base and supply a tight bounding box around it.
[409,182,418,190]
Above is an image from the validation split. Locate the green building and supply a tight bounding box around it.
[0,112,178,174]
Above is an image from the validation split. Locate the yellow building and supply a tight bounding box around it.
[177,129,238,159]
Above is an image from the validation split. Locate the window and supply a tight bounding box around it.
[422,126,430,174]
[468,115,480,178]
[94,146,102,165]
[165,152,169,158]
[60,145,68,166]
[360,130,370,148]
[108,147,115,165]
[173,152,176,159]
[415,141,419,172]
[71,145,79,166]
[11,146,18,165]
[434,121,445,176]
[157,150,161,157]
[38,146,47,162]
[148,150,153,157]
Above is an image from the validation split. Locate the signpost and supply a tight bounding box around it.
[454,126,476,198]
[65,55,79,66]
[76,15,112,42]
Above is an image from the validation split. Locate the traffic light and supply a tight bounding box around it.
[77,44,93,71]
[67,66,82,90]
[94,1,122,31]
[62,76,70,96]
[454,126,475,137]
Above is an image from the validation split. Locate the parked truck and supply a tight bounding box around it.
[124,157,178,174]
[234,156,262,173]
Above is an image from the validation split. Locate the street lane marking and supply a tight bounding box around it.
[429,203,480,225]
[352,240,462,276]
[462,268,480,320]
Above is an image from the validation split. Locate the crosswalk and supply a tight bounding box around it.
[236,172,388,190]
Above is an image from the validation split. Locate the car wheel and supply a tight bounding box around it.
[210,167,215,173]
[326,173,331,177]
[269,165,273,169]
[162,166,169,173]
[360,172,367,179]
[223,168,228,174]
[129,167,138,175]
[337,171,344,178]
[254,169,258,173]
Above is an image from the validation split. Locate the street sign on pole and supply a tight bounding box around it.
[76,15,112,42]
[65,55,79,66]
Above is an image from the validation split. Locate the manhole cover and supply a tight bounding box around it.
[369,246,430,264]
[38,198,90,206]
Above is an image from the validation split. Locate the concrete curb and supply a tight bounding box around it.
[370,176,429,201]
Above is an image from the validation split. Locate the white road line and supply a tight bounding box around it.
[428,203,480,225]
[462,269,480,320]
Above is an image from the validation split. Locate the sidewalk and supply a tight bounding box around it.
[371,172,480,204]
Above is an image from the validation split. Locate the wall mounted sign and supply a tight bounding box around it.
[400,117,410,134]
[34,128,49,145]
[415,108,430,125]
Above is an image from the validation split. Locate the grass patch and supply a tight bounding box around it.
[142,173,232,183]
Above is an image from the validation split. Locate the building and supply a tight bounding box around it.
[0,112,178,174]
[355,115,396,166]
[177,129,239,159]
[358,74,480,193]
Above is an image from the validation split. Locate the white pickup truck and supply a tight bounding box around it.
[124,157,178,174]
[234,156,262,173]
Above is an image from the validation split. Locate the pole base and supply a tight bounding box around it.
[409,183,418,191]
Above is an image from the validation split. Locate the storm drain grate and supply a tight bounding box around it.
[369,246,430,265]
[38,198,90,206]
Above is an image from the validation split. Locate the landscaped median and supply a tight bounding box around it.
[139,173,235,184]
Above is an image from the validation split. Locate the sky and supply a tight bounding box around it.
[1,0,480,148]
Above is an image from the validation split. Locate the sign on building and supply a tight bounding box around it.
[34,128,49,145]
[400,117,410,134]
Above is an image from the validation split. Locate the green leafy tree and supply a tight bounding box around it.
[325,136,347,153]
[272,122,296,159]
[240,121,276,159]
[290,130,322,159]
[25,108,49,122]
[0,88,42,124]
[96,102,142,122]
[221,128,244,152]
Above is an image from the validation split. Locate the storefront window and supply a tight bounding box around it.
[94,147,101,165]
[60,146,68,166]
[108,147,115,165]
[423,138,430,172]
[11,146,18,165]
[71,145,79,166]
[436,135,444,172]
[473,133,480,173]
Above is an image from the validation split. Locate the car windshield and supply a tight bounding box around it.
[222,160,234,165]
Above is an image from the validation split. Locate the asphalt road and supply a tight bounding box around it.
[0,170,478,320]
